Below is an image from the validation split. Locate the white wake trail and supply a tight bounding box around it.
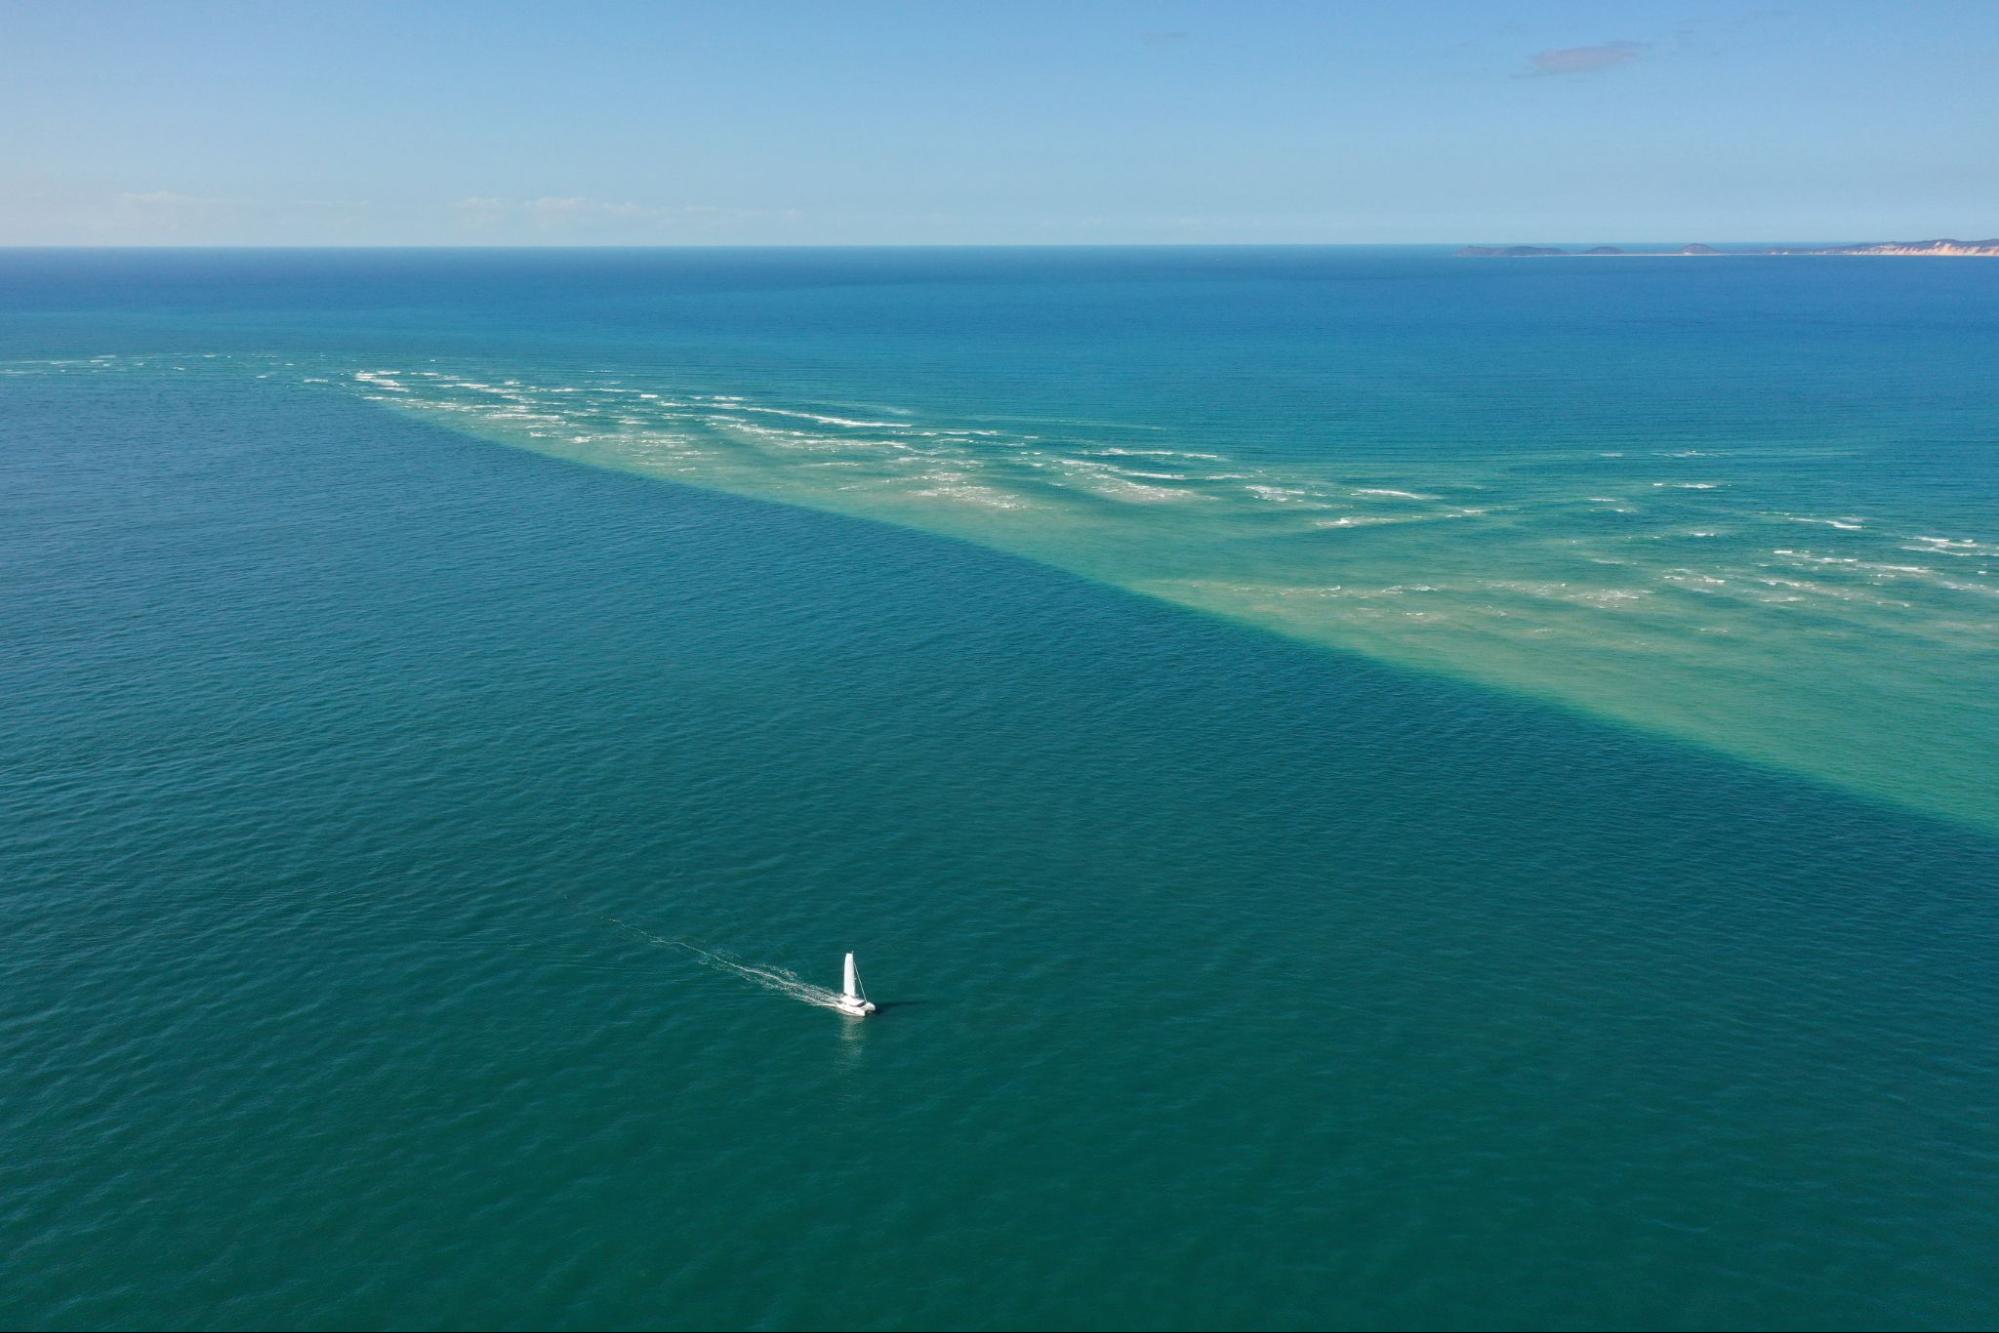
[612,919,850,1011]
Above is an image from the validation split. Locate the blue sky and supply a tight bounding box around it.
[3,0,1995,244]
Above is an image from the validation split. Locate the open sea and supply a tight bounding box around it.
[2,248,1996,1329]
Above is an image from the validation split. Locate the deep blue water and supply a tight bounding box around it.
[3,249,1996,1329]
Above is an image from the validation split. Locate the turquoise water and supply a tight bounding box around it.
[3,249,1996,1329]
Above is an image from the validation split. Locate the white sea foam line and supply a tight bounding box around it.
[1907,535,1999,557]
[362,375,1224,510]
[1084,446,1225,461]
[343,367,1999,644]
[1079,476,1196,504]
[1244,484,1319,503]
[908,480,1029,509]
[1312,514,1424,528]
[736,405,906,430]
[1773,549,1940,577]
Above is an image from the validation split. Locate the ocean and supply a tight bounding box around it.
[3,248,1995,1329]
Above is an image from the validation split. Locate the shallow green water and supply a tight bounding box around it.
[3,250,1996,1329]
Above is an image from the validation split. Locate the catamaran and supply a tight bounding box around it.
[836,952,876,1017]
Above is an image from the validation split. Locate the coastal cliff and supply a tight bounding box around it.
[1460,237,1999,257]
[1778,238,1999,256]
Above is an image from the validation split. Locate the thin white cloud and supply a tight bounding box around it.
[1521,41,1647,78]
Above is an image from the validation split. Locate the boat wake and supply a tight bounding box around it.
[611,919,851,1012]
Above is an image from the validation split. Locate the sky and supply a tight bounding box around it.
[2,0,1996,245]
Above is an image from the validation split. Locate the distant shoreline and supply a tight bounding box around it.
[1458,239,1999,258]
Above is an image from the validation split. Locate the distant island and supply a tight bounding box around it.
[1768,238,1999,256]
[1457,238,1999,258]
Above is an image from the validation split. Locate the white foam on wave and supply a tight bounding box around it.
[1081,477,1194,504]
[1244,484,1321,504]
[1932,578,1999,599]
[907,475,1030,509]
[1052,458,1196,504]
[1907,535,1998,558]
[738,405,906,430]
[1313,515,1406,529]
[1774,548,1936,577]
[1086,446,1226,461]
[1661,569,1728,589]
[1487,579,1654,608]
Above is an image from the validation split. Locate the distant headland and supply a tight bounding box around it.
[1457,238,1999,258]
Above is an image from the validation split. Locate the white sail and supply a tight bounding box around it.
[843,952,860,1000]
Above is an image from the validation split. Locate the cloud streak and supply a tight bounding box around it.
[1521,41,1647,78]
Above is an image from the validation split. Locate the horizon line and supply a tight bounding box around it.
[0,238,1938,252]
